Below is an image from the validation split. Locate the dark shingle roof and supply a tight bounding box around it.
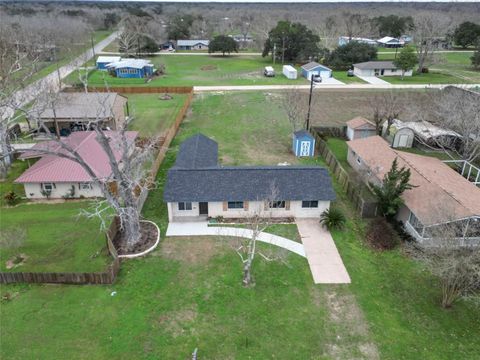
[164,166,335,202]
[174,134,218,169]
[353,61,396,70]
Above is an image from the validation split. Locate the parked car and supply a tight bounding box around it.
[311,74,322,83]
[347,69,354,77]
[264,66,275,77]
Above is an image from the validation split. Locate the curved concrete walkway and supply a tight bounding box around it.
[166,221,305,257]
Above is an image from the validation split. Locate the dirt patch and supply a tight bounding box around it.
[5,254,28,269]
[158,305,198,338]
[160,237,223,265]
[318,288,380,360]
[200,65,217,71]
[113,221,158,255]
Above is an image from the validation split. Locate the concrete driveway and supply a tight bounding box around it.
[296,219,351,284]
[355,75,390,85]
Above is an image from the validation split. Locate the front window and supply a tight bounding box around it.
[178,202,192,211]
[228,201,244,209]
[41,183,55,191]
[269,201,286,209]
[356,156,362,164]
[79,182,92,190]
[302,201,318,208]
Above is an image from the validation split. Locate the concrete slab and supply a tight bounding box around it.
[355,75,390,85]
[296,219,351,284]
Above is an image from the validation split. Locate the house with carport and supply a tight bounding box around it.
[106,59,154,78]
[347,136,480,246]
[177,40,210,51]
[163,134,336,222]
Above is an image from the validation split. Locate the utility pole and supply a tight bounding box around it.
[273,43,276,65]
[305,75,314,131]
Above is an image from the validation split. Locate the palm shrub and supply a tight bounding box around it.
[3,191,19,206]
[320,207,346,231]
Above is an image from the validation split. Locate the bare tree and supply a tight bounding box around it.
[417,86,480,163]
[412,13,452,73]
[368,91,403,136]
[409,218,480,308]
[279,88,320,132]
[27,91,157,249]
[223,184,288,287]
[341,11,371,39]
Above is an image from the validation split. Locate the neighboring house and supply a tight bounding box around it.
[163,134,335,222]
[353,61,412,77]
[160,41,175,51]
[400,35,412,44]
[106,59,154,78]
[347,136,480,246]
[300,62,332,80]
[338,36,378,46]
[292,130,316,157]
[15,131,138,199]
[96,56,121,70]
[231,34,254,42]
[346,117,377,140]
[377,36,404,48]
[383,119,461,149]
[34,92,128,135]
[176,40,210,51]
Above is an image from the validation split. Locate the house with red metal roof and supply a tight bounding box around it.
[15,131,138,199]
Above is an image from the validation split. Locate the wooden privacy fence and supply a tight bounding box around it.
[314,134,378,218]
[64,86,194,94]
[0,221,121,285]
[312,126,346,138]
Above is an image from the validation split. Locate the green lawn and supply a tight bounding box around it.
[1,92,479,359]
[384,72,469,84]
[332,70,367,84]
[0,202,111,273]
[67,55,311,87]
[0,160,30,206]
[126,94,188,136]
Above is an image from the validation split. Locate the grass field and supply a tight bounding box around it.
[0,160,30,206]
[332,70,367,84]
[1,91,479,359]
[126,94,188,136]
[0,202,110,273]
[68,55,312,87]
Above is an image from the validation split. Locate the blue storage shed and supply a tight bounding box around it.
[293,130,316,157]
[106,59,155,79]
[301,62,332,80]
[96,56,121,70]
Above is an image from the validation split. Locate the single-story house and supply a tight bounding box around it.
[15,131,138,199]
[383,119,461,150]
[231,34,254,42]
[160,41,175,51]
[346,117,377,140]
[34,92,128,135]
[301,62,332,80]
[377,36,404,48]
[96,56,121,70]
[106,59,154,78]
[347,136,480,246]
[292,130,315,157]
[163,134,335,222]
[338,36,378,47]
[353,61,412,77]
[177,40,210,51]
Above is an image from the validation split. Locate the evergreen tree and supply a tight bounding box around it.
[393,46,417,79]
[209,35,238,56]
[371,158,415,218]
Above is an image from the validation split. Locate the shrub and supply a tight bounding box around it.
[320,207,346,231]
[366,218,399,250]
[3,191,19,206]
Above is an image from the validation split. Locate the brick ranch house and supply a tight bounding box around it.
[347,136,480,246]
[34,92,128,135]
[163,134,336,221]
[15,131,138,199]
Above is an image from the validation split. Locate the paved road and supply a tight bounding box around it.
[99,51,264,56]
[2,31,119,121]
[193,83,480,92]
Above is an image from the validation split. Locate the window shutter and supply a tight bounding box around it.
[244,201,249,211]
[223,202,227,211]
[285,201,290,210]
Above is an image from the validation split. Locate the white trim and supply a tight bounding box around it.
[118,220,160,259]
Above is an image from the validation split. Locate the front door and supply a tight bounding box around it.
[398,134,409,147]
[300,141,311,157]
[199,202,209,215]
